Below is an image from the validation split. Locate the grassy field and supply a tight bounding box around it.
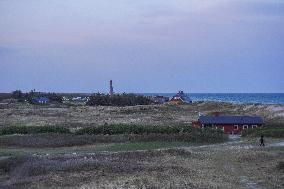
[1,101,284,127]
[0,101,284,188]
[242,123,284,138]
[0,141,194,156]
[0,138,283,189]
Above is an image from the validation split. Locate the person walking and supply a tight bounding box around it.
[259,135,265,146]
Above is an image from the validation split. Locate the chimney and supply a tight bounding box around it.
[109,80,114,95]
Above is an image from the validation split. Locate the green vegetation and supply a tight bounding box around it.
[277,161,284,172]
[86,93,154,106]
[0,124,227,149]
[0,142,193,156]
[98,141,192,152]
[12,90,23,99]
[11,90,63,103]
[242,123,284,138]
[0,125,70,136]
[0,93,12,101]
[76,124,192,135]
[76,124,227,143]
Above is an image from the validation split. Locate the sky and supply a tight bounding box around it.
[0,0,284,93]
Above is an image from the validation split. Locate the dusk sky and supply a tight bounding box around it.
[1,0,284,93]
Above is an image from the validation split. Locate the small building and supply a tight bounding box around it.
[169,91,192,104]
[193,115,263,134]
[151,95,169,104]
[71,96,89,102]
[32,97,49,104]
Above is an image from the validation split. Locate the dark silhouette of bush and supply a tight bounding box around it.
[0,93,12,101]
[242,123,284,138]
[76,124,192,135]
[0,125,70,135]
[11,90,63,103]
[277,161,284,172]
[86,93,154,106]
[12,90,23,99]
[75,124,227,143]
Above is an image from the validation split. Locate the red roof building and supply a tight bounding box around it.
[193,115,263,134]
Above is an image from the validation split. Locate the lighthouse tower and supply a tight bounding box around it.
[109,80,114,95]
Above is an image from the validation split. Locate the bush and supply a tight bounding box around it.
[75,124,227,143]
[10,90,63,103]
[0,125,70,136]
[277,161,284,172]
[0,93,12,101]
[12,90,23,99]
[75,124,193,135]
[86,93,154,106]
[242,123,284,138]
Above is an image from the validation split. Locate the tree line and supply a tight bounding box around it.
[86,93,154,106]
[11,90,154,106]
[12,90,62,103]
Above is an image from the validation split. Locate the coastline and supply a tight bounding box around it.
[142,93,284,105]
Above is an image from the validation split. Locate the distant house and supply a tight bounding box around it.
[193,115,263,134]
[151,95,169,104]
[62,96,70,101]
[72,96,89,102]
[169,91,192,104]
[32,97,49,104]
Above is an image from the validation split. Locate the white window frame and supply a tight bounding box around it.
[252,125,257,129]
[243,125,248,129]
[234,125,238,130]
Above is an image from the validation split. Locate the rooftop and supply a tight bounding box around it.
[199,115,263,125]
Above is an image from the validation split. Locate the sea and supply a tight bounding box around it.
[142,93,284,105]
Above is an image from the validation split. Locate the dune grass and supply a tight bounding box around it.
[0,141,194,157]
[75,124,193,135]
[0,125,70,136]
[242,123,284,138]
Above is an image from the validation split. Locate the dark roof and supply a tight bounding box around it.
[171,91,192,103]
[199,115,263,125]
[32,97,49,102]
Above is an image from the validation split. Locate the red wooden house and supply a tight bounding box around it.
[193,115,263,134]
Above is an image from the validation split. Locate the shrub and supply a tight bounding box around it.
[0,156,25,173]
[75,124,227,143]
[86,93,154,106]
[242,124,284,138]
[0,93,12,101]
[0,125,70,136]
[75,124,193,135]
[10,90,63,103]
[12,90,23,99]
[277,161,284,172]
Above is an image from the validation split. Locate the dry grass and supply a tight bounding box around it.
[1,141,283,189]
[0,131,226,149]
[1,102,284,128]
